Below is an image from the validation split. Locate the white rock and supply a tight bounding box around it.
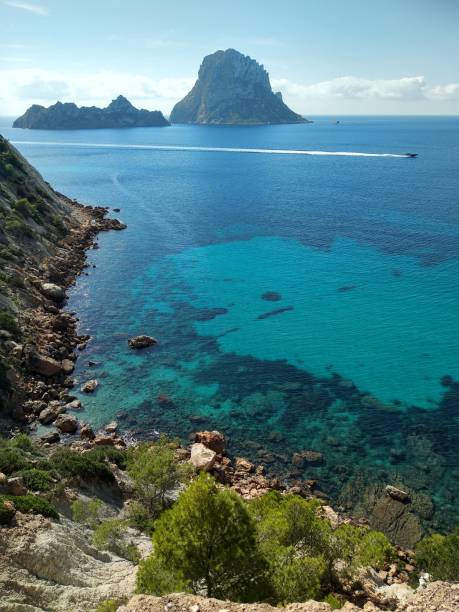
[190,443,216,471]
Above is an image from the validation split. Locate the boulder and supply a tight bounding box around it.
[190,443,216,471]
[194,430,225,454]
[94,434,116,446]
[65,399,82,410]
[26,348,63,377]
[292,450,324,467]
[40,431,60,444]
[38,405,62,424]
[128,335,157,349]
[55,414,78,434]
[7,476,27,496]
[105,421,118,434]
[82,379,98,393]
[61,359,75,375]
[79,423,95,440]
[40,282,66,302]
[386,485,411,504]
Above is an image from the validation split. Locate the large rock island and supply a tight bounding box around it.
[170,48,308,125]
[13,95,169,129]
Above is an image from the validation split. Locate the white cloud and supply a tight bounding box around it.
[4,1,49,16]
[0,68,194,115]
[272,75,428,101]
[429,83,459,100]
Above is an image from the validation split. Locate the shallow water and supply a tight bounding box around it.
[3,116,459,530]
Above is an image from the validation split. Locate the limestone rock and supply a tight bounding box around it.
[119,593,337,612]
[40,282,66,302]
[27,348,63,377]
[0,513,136,611]
[40,431,60,444]
[190,442,216,471]
[38,404,63,424]
[79,423,95,440]
[105,421,118,433]
[7,476,27,496]
[170,49,308,125]
[386,485,411,504]
[61,359,75,375]
[128,335,157,349]
[194,430,225,454]
[82,379,98,393]
[55,414,78,434]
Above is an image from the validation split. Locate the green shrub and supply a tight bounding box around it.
[0,245,22,260]
[50,447,114,482]
[137,473,268,601]
[93,518,140,563]
[87,445,127,469]
[18,468,53,492]
[71,498,104,528]
[0,446,27,474]
[4,215,34,238]
[127,436,191,519]
[9,433,34,452]
[12,198,41,223]
[416,530,459,581]
[0,499,15,524]
[126,499,156,534]
[249,493,330,603]
[324,594,343,609]
[0,494,58,519]
[96,599,126,612]
[332,524,395,570]
[136,554,189,596]
[0,310,19,334]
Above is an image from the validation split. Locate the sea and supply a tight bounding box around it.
[2,116,459,531]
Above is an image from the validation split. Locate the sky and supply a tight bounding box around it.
[0,0,458,117]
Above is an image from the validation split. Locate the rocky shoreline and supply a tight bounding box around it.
[3,195,126,431]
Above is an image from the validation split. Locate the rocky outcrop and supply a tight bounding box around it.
[117,581,459,612]
[128,335,157,349]
[170,49,308,125]
[13,95,170,130]
[0,513,136,611]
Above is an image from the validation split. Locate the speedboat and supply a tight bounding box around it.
[404,152,418,158]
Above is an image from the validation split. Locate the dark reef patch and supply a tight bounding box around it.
[338,285,356,292]
[257,306,294,320]
[261,291,282,301]
[193,307,228,321]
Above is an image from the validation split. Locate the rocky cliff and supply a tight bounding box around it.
[170,49,308,125]
[0,135,125,428]
[13,96,169,130]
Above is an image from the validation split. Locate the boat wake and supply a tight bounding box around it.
[11,140,413,158]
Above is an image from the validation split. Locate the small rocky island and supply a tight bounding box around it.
[170,48,308,125]
[13,95,170,130]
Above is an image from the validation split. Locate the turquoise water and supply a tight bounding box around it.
[2,116,459,530]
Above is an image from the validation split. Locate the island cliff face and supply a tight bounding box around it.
[13,95,169,130]
[170,49,308,125]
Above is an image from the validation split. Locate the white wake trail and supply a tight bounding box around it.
[11,140,411,158]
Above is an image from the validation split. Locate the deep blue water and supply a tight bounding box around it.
[2,116,459,530]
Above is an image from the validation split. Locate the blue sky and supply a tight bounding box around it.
[1,0,458,116]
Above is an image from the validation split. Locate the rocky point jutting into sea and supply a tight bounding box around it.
[170,48,308,124]
[13,95,170,130]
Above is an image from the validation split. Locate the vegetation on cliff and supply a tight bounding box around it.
[1,432,459,610]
